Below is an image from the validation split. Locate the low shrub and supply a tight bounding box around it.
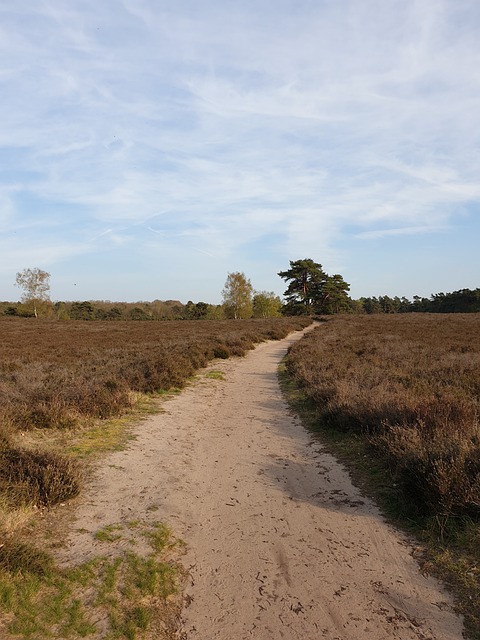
[0,317,310,434]
[286,314,480,518]
[213,344,230,359]
[373,421,480,517]
[0,448,81,508]
[0,541,54,576]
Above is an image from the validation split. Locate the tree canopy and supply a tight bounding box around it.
[278,259,350,315]
[222,272,254,319]
[278,258,326,314]
[15,268,51,318]
[253,291,282,318]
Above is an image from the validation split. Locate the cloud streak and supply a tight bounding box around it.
[1,0,479,301]
[356,225,450,240]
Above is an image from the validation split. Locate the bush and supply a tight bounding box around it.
[373,421,480,516]
[0,448,81,508]
[0,541,54,575]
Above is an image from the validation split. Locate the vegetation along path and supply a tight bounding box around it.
[60,327,463,639]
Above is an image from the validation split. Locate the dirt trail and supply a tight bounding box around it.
[60,327,464,639]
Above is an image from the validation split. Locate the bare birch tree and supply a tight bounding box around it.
[15,268,51,318]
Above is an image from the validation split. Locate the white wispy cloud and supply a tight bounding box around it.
[1,0,479,300]
[356,225,449,240]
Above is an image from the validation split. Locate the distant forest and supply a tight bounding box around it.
[1,287,479,320]
[355,288,480,314]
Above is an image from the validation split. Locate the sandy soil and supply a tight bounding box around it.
[59,327,464,639]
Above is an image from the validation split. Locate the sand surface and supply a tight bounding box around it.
[60,327,464,639]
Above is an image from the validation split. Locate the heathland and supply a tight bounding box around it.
[0,313,479,638]
[0,316,310,639]
[284,313,480,636]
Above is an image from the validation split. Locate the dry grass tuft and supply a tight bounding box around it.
[0,448,81,509]
[0,541,54,576]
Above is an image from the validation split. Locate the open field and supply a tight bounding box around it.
[0,315,480,638]
[284,313,480,637]
[5,325,463,640]
[0,316,311,639]
[63,325,463,640]
[0,316,310,437]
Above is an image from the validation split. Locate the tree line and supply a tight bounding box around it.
[357,290,480,314]
[3,268,282,320]
[3,263,479,320]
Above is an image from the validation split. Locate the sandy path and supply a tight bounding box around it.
[60,328,463,639]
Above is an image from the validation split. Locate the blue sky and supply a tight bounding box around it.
[1,0,479,304]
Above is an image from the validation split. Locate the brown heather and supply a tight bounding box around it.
[285,314,480,636]
[286,314,480,519]
[0,316,309,515]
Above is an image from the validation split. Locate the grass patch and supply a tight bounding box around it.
[67,396,157,459]
[0,542,95,639]
[142,522,172,553]
[0,521,183,639]
[154,387,183,398]
[204,370,226,381]
[94,524,125,543]
[69,419,132,458]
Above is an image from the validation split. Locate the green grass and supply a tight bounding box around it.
[67,397,156,459]
[142,522,173,553]
[94,524,125,543]
[0,551,96,639]
[0,521,183,640]
[203,370,226,381]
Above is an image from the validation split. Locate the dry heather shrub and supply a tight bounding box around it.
[0,316,310,434]
[0,540,54,575]
[213,344,230,359]
[373,421,480,516]
[0,417,13,451]
[0,448,81,508]
[265,326,289,340]
[224,341,248,357]
[117,349,196,392]
[183,341,212,368]
[286,314,480,517]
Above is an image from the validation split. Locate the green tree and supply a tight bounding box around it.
[253,291,282,318]
[70,301,97,320]
[321,274,351,314]
[105,306,123,320]
[278,259,328,315]
[205,304,226,320]
[361,297,382,314]
[278,259,351,315]
[184,301,210,320]
[15,267,51,318]
[54,301,70,320]
[222,272,253,319]
[129,306,151,320]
